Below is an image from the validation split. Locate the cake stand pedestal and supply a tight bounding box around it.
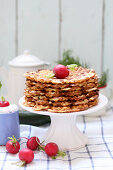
[43,114,88,151]
[19,94,108,151]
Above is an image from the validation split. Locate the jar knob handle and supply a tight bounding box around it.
[24,50,29,55]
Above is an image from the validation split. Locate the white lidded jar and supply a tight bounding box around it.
[7,50,50,107]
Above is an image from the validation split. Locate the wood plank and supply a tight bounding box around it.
[61,0,103,75]
[18,0,59,67]
[0,0,16,67]
[103,0,113,83]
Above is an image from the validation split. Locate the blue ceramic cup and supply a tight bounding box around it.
[0,110,20,145]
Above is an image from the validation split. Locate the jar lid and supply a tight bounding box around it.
[8,50,48,67]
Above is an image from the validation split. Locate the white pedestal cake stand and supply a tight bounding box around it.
[19,94,108,151]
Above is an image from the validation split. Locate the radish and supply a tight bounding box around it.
[45,142,58,157]
[53,64,69,79]
[0,96,10,107]
[19,148,34,165]
[42,142,66,159]
[27,136,40,150]
[6,136,20,154]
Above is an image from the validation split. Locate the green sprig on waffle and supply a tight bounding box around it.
[67,64,78,71]
[46,73,55,78]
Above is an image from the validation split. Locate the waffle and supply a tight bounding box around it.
[23,66,99,113]
[24,67,98,83]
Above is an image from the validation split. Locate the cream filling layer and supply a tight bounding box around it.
[0,104,18,114]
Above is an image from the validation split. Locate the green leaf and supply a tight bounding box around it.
[57,49,88,68]
[46,73,55,78]
[51,151,66,159]
[67,64,78,71]
[1,96,5,102]
[38,145,45,151]
[0,82,2,89]
[8,136,17,144]
[57,151,66,158]
[98,70,108,87]
[12,160,26,167]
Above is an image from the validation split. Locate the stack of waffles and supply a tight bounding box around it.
[23,66,99,113]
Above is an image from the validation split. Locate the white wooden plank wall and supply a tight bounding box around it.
[18,0,59,66]
[103,0,113,84]
[61,0,102,75]
[0,0,16,67]
[0,0,113,82]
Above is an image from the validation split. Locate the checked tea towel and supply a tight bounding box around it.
[1,108,113,170]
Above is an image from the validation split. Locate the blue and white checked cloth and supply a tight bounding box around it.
[1,107,113,170]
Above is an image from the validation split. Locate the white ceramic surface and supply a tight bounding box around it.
[19,94,108,151]
[86,93,108,117]
[8,50,49,67]
[0,50,50,107]
[19,94,108,116]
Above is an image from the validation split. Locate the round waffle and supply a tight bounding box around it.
[23,66,99,113]
[24,67,98,84]
[48,104,89,113]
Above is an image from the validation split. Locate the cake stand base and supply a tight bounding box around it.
[42,114,88,151]
[19,94,108,151]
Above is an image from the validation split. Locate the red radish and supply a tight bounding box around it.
[27,136,40,150]
[19,148,34,164]
[0,96,10,107]
[45,142,59,157]
[53,64,69,79]
[6,136,20,154]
